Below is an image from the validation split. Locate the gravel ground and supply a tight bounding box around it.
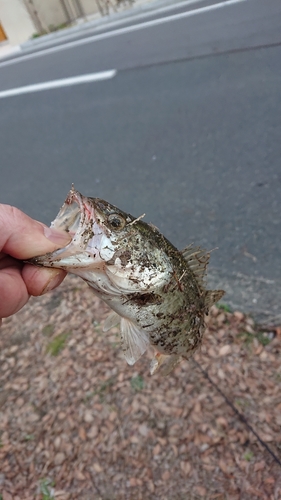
[0,275,281,500]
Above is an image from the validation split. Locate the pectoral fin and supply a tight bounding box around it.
[120,317,150,365]
[103,311,121,332]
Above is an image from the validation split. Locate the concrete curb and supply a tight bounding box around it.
[0,0,200,62]
[0,43,21,60]
[20,0,201,52]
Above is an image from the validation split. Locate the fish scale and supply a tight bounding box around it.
[29,187,224,375]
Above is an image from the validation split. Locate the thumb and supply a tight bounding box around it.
[0,204,71,260]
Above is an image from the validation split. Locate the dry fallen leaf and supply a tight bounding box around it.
[194,486,207,496]
[219,345,232,356]
[0,275,280,499]
[180,461,191,475]
[2,491,13,500]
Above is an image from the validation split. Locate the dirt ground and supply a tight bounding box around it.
[0,275,281,500]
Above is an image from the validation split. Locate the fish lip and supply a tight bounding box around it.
[27,188,123,269]
[27,187,97,267]
[52,186,93,233]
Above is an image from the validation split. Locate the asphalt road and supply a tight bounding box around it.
[0,0,280,323]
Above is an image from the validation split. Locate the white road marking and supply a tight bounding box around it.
[0,70,117,99]
[0,0,246,68]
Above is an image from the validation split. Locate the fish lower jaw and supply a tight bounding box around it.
[33,249,107,270]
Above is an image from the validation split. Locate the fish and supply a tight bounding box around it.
[29,187,225,375]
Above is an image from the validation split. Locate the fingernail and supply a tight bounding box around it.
[44,227,71,246]
[42,271,64,294]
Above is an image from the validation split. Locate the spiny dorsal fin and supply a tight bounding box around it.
[181,244,210,287]
[205,289,225,309]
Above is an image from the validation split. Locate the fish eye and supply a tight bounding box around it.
[107,214,126,230]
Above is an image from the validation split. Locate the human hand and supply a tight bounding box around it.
[0,204,71,322]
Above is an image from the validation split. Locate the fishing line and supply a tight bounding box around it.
[192,359,281,468]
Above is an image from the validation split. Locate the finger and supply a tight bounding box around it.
[22,264,67,296]
[0,255,22,270]
[0,267,29,318]
[0,204,71,259]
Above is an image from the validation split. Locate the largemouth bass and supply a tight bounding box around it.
[30,187,224,375]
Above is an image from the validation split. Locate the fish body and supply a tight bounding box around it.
[30,188,224,375]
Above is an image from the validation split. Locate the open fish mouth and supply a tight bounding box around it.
[28,187,113,270]
[50,187,85,236]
